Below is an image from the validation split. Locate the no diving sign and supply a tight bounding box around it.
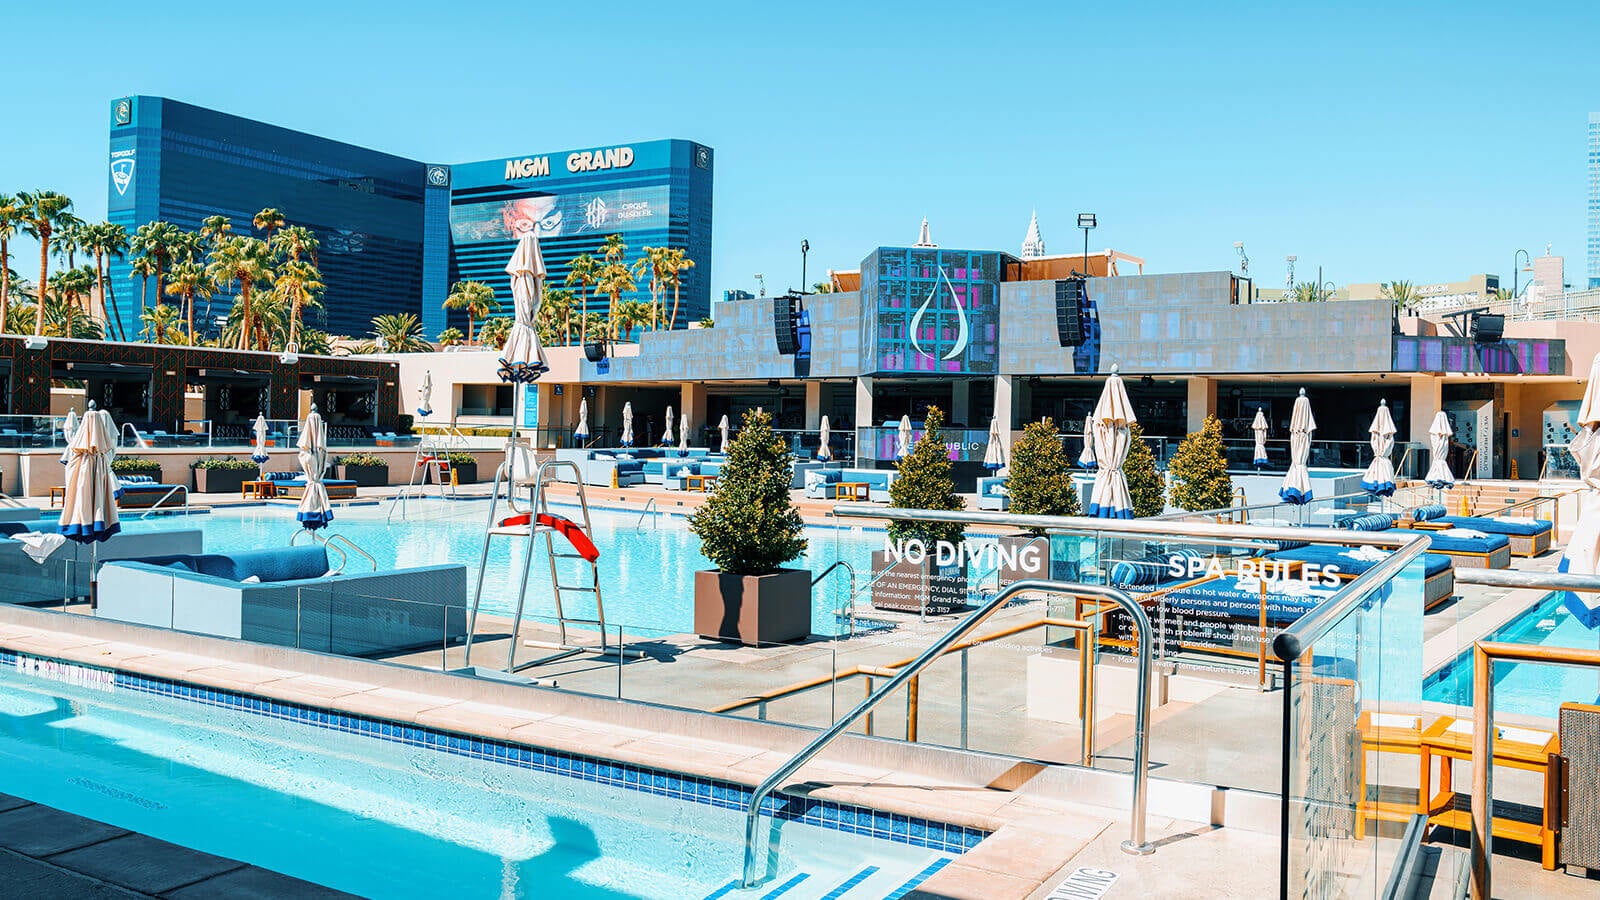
[1047,867,1119,899]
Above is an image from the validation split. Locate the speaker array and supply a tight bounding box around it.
[1054,278,1086,347]
[774,295,800,354]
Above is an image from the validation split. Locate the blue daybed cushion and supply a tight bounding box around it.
[1150,575,1336,627]
[1434,515,1552,537]
[1412,504,1447,521]
[1268,545,1451,579]
[0,522,32,537]
[1424,530,1511,554]
[191,546,330,583]
[269,478,357,488]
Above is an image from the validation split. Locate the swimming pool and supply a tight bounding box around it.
[1422,592,1600,718]
[0,651,964,898]
[121,501,898,638]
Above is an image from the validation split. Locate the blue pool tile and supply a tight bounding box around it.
[759,872,809,899]
[820,866,879,900]
[884,857,951,900]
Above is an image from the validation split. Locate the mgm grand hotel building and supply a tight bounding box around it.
[492,241,1591,491]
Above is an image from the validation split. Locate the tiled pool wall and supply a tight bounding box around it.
[1,648,988,856]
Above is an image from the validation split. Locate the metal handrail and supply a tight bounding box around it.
[1269,531,1429,662]
[136,485,189,519]
[322,534,378,572]
[634,498,659,531]
[737,578,1155,888]
[810,559,856,640]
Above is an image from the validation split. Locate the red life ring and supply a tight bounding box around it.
[497,512,600,562]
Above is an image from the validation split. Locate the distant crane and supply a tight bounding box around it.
[1286,255,1297,291]
[754,273,767,297]
[1233,241,1249,275]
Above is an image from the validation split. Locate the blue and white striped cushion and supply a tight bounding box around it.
[1412,504,1447,522]
[1340,512,1395,532]
[120,474,154,484]
[1111,559,1170,587]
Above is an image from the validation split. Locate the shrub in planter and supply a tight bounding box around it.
[874,407,969,614]
[335,452,390,487]
[687,409,811,645]
[426,451,478,485]
[191,457,259,493]
[1168,415,1233,513]
[110,457,162,480]
[994,418,1080,585]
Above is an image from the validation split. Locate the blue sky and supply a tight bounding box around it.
[3,0,1598,298]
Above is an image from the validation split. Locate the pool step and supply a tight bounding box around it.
[700,854,952,900]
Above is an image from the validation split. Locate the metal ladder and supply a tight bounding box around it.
[385,430,456,521]
[463,456,637,673]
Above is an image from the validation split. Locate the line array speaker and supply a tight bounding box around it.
[1055,278,1086,347]
[774,295,800,354]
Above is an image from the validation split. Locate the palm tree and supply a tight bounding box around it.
[601,233,627,266]
[164,260,214,341]
[697,317,714,329]
[81,222,130,339]
[443,280,497,344]
[140,302,186,343]
[364,312,431,353]
[611,299,651,341]
[199,215,232,249]
[478,315,511,351]
[631,246,671,331]
[49,214,86,270]
[542,287,575,345]
[564,253,600,344]
[595,262,635,340]
[0,194,26,335]
[271,225,319,266]
[297,328,333,356]
[436,326,464,348]
[47,266,96,318]
[131,220,181,320]
[1290,281,1322,303]
[252,208,286,244]
[811,280,834,294]
[665,248,696,330]
[16,190,74,336]
[206,236,275,350]
[1381,280,1419,315]
[130,253,159,328]
[274,259,324,347]
[37,283,103,341]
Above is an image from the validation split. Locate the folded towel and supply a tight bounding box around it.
[1342,545,1389,563]
[1488,515,1537,524]
[13,531,66,564]
[1443,528,1489,539]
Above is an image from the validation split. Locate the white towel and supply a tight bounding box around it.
[1343,545,1389,563]
[1443,528,1489,539]
[13,531,66,564]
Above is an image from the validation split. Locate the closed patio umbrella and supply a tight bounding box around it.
[59,403,119,543]
[678,412,690,457]
[1561,353,1600,627]
[59,409,80,465]
[983,417,1007,472]
[296,406,332,531]
[1424,410,1455,490]
[417,371,433,419]
[1360,399,1397,497]
[573,398,590,444]
[816,416,831,462]
[1087,367,1136,519]
[251,414,270,478]
[719,415,731,455]
[497,231,548,383]
[1077,413,1096,470]
[1280,389,1316,505]
[895,415,912,461]
[1252,407,1270,468]
[661,406,675,447]
[620,402,634,448]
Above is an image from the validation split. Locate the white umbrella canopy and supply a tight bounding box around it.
[417,371,433,418]
[1087,368,1137,518]
[620,402,635,447]
[295,406,333,531]
[678,412,691,456]
[816,415,832,462]
[1424,410,1456,490]
[1560,354,1600,627]
[719,415,731,455]
[895,415,913,460]
[498,231,548,382]
[1360,399,1398,497]
[59,409,80,464]
[1252,407,1270,467]
[1077,412,1096,470]
[661,406,675,446]
[1280,389,1317,504]
[983,417,1006,472]
[59,405,119,543]
[573,399,590,442]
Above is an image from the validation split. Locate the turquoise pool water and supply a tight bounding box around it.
[120,501,894,638]
[0,656,953,898]
[1422,592,1600,718]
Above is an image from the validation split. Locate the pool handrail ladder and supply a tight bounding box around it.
[738,577,1158,890]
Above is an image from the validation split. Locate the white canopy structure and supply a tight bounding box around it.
[1360,399,1397,497]
[59,404,119,543]
[1280,389,1316,505]
[1087,367,1136,519]
[1424,411,1456,490]
[296,406,332,531]
[498,231,548,382]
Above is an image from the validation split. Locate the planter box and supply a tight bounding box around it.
[995,533,1052,587]
[113,465,163,483]
[693,568,811,646]
[425,461,477,485]
[192,467,254,494]
[337,463,389,487]
[870,552,968,615]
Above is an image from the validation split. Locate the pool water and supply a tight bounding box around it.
[1422,592,1600,718]
[0,659,953,899]
[122,501,896,638]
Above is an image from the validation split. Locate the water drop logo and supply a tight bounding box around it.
[909,267,970,361]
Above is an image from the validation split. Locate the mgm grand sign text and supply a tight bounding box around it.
[505,146,636,180]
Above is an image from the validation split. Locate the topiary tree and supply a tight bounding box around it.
[688,408,807,575]
[1007,418,1080,533]
[1123,423,1166,518]
[1169,415,1234,512]
[887,406,966,546]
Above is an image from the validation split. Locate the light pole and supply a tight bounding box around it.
[1512,249,1529,318]
[1322,280,1336,302]
[1078,213,1097,276]
[800,240,809,293]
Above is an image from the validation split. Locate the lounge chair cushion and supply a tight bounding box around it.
[190,546,330,583]
[1412,504,1448,521]
[1340,513,1396,532]
[1435,515,1551,536]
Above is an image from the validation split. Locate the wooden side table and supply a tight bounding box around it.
[832,481,869,501]
[1419,716,1559,869]
[49,486,65,507]
[242,480,277,500]
[1355,711,1426,839]
[686,474,719,493]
